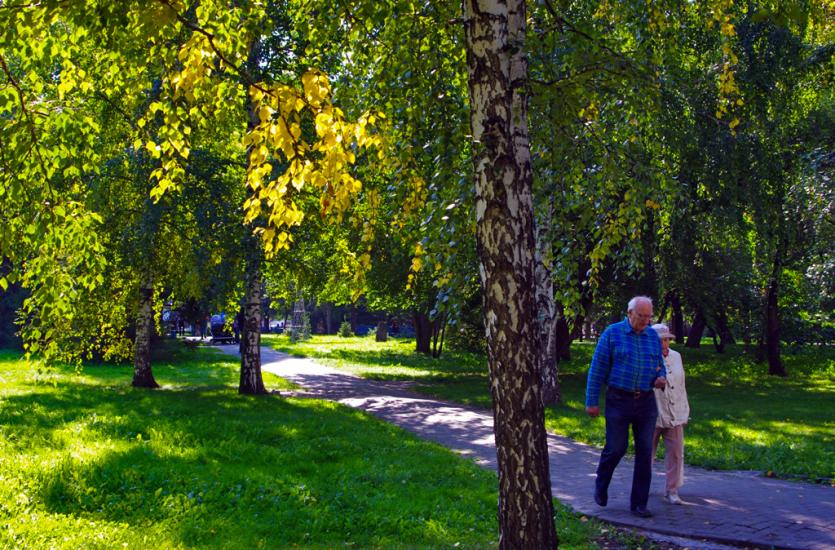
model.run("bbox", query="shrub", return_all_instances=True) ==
[338,320,353,337]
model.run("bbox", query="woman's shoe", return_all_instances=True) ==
[664,492,683,505]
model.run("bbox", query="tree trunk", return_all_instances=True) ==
[431,313,447,357]
[463,1,558,547]
[414,311,432,354]
[238,40,268,395]
[324,302,333,334]
[132,278,159,388]
[534,218,559,405]
[765,270,786,376]
[376,321,388,342]
[670,292,685,345]
[639,209,659,297]
[555,315,571,362]
[711,325,724,353]
[239,260,267,394]
[570,265,593,342]
[686,311,706,348]
[715,308,735,351]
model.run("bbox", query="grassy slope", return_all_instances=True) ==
[264,334,835,483]
[0,343,659,549]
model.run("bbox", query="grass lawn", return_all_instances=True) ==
[263,334,835,484]
[0,342,662,549]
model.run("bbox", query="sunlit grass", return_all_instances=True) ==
[0,341,669,549]
[0,344,504,549]
[265,335,835,483]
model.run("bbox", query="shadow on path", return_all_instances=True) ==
[217,346,835,550]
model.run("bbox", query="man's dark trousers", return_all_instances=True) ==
[595,387,658,510]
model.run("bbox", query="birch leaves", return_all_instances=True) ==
[242,70,383,256]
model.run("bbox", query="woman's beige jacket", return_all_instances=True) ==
[654,348,690,428]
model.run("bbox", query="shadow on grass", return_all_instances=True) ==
[1,363,499,548]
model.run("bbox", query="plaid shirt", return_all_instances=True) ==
[585,318,666,407]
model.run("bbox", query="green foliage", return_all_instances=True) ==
[338,320,353,337]
[289,312,311,343]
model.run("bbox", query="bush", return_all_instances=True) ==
[290,312,312,342]
[338,320,353,337]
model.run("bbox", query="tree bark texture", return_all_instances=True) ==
[238,47,268,395]
[463,1,558,547]
[239,260,267,394]
[132,278,159,388]
[534,218,560,405]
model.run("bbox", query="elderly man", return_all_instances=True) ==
[586,296,667,518]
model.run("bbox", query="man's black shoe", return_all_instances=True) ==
[594,487,607,507]
[630,506,653,518]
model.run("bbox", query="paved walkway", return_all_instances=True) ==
[218,345,835,550]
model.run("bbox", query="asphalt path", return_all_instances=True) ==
[216,345,835,550]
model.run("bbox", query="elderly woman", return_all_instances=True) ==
[651,323,690,504]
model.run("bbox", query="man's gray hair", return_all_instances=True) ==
[627,296,653,312]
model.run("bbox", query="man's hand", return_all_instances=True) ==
[654,376,667,389]
[586,406,600,417]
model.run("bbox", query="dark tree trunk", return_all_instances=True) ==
[765,274,786,376]
[324,302,333,334]
[639,210,659,297]
[711,326,724,353]
[349,305,359,334]
[376,321,388,342]
[715,308,735,351]
[657,294,669,324]
[414,311,432,354]
[555,315,571,362]
[132,278,159,388]
[670,292,685,345]
[463,1,558,546]
[686,311,706,348]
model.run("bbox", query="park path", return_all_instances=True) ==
[216,345,834,550]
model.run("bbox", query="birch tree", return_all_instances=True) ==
[462,0,557,546]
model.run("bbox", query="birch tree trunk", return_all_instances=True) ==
[534,218,560,405]
[132,276,159,388]
[238,49,268,395]
[462,0,557,546]
[239,258,267,394]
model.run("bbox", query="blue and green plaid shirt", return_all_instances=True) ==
[585,318,666,407]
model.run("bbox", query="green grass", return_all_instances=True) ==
[263,334,835,484]
[0,342,665,549]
